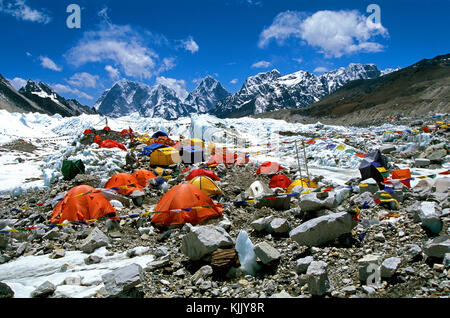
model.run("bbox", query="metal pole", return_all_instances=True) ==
[294,140,303,181]
[302,140,311,186]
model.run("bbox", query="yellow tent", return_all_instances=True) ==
[150,147,181,166]
[287,178,318,193]
[188,176,222,197]
[184,138,205,148]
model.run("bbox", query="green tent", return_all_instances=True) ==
[61,160,85,181]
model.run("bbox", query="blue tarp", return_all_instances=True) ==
[139,143,168,156]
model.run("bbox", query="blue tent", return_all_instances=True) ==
[180,146,204,164]
[139,143,168,156]
[152,131,169,138]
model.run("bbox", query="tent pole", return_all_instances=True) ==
[295,140,303,181]
[302,140,311,186]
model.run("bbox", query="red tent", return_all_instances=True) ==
[83,129,94,135]
[186,169,221,181]
[51,185,115,223]
[98,139,127,151]
[120,129,131,136]
[269,174,292,189]
[151,184,223,226]
[256,161,284,175]
[103,126,111,131]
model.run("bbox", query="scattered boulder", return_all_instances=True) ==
[298,192,337,212]
[295,256,314,274]
[306,261,331,296]
[251,216,274,232]
[380,257,401,278]
[358,254,383,282]
[268,218,291,234]
[289,212,357,247]
[31,281,56,298]
[102,263,144,297]
[80,227,110,254]
[181,225,234,261]
[414,158,430,168]
[423,236,450,258]
[253,242,281,265]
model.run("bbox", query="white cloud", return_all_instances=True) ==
[67,72,99,88]
[157,57,176,74]
[39,56,62,71]
[259,10,389,58]
[105,65,120,80]
[65,23,159,79]
[230,78,239,84]
[7,77,27,90]
[0,0,51,24]
[292,57,303,64]
[251,60,271,68]
[156,76,189,100]
[313,66,329,73]
[26,52,32,57]
[52,84,93,100]
[180,36,199,54]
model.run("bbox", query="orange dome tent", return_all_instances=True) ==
[51,185,116,224]
[104,173,143,195]
[256,161,284,175]
[132,169,157,188]
[83,129,94,135]
[151,183,223,226]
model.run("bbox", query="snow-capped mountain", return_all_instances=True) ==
[95,77,230,119]
[184,76,230,113]
[0,76,95,117]
[210,63,396,118]
[18,80,96,117]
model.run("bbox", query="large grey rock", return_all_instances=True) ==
[289,212,357,247]
[414,158,430,168]
[427,149,447,162]
[181,225,234,261]
[358,254,383,281]
[31,281,56,298]
[295,256,314,274]
[251,216,274,232]
[380,257,401,278]
[253,242,281,264]
[102,263,144,297]
[306,261,331,296]
[268,218,291,233]
[80,227,110,254]
[299,192,337,212]
[380,145,396,154]
[145,254,170,271]
[423,236,450,258]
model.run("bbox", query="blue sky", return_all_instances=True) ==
[0,0,449,106]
